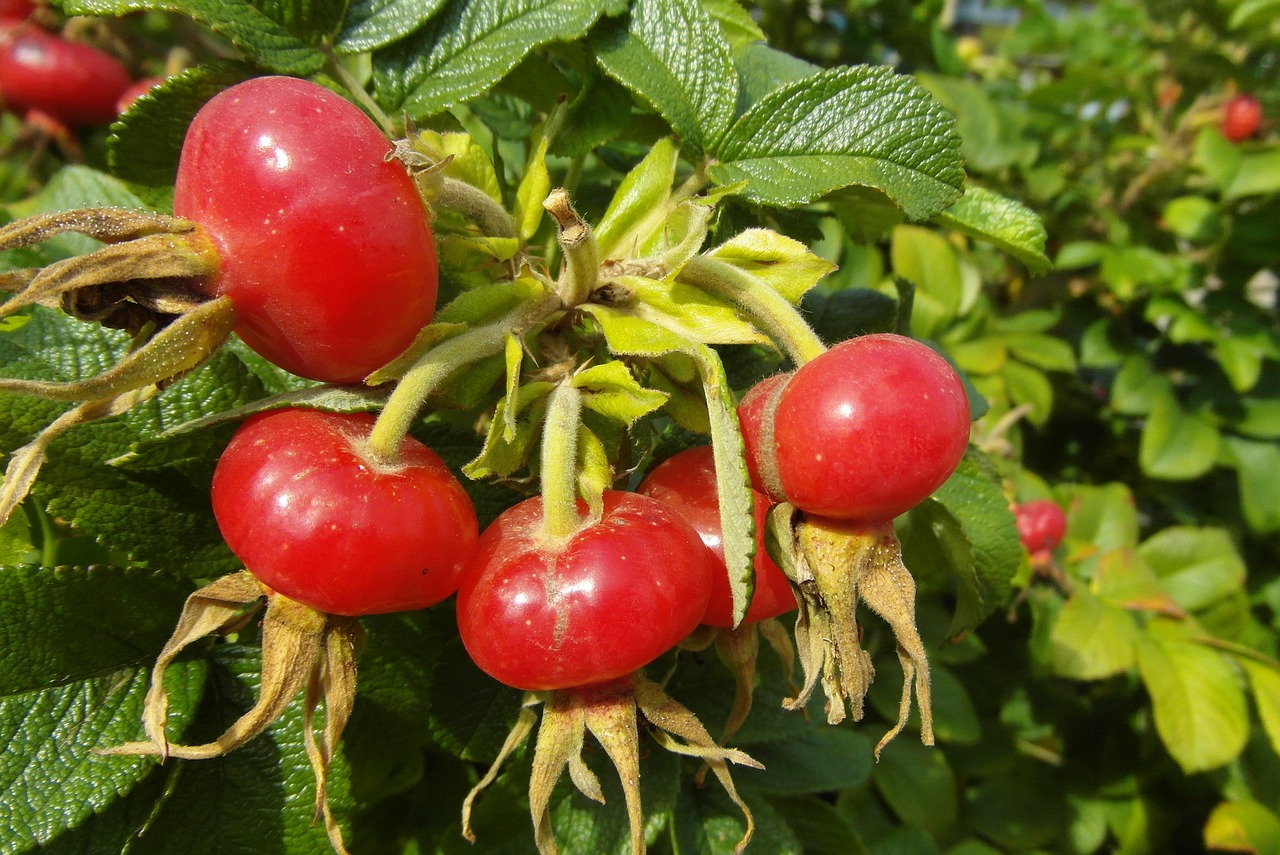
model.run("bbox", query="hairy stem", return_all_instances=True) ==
[679,254,826,365]
[537,380,586,545]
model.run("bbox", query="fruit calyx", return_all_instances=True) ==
[99,571,360,855]
[463,674,762,855]
[768,506,934,758]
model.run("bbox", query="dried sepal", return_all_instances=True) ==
[633,675,761,854]
[464,675,762,855]
[100,575,360,854]
[0,295,236,403]
[791,516,934,757]
[856,529,934,757]
[0,387,153,526]
[0,207,196,249]
[461,696,541,842]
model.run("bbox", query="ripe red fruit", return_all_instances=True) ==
[175,75,438,383]
[1014,498,1067,558]
[740,333,971,522]
[0,28,130,127]
[456,491,714,691]
[211,408,478,616]
[1222,94,1262,142]
[638,445,794,626]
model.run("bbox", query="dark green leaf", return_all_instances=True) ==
[872,737,957,838]
[928,453,1022,634]
[593,0,738,156]
[739,728,872,794]
[372,0,610,119]
[64,0,342,74]
[0,565,192,696]
[425,634,523,762]
[709,66,964,217]
[0,660,205,854]
[337,0,450,53]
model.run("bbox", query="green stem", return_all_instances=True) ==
[671,160,712,205]
[679,255,826,365]
[543,189,598,307]
[537,381,585,546]
[326,52,397,137]
[437,178,518,239]
[367,295,561,464]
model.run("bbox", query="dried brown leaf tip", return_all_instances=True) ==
[464,674,763,855]
[99,571,361,855]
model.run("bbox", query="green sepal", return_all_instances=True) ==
[595,137,680,260]
[572,360,669,426]
[704,228,838,304]
[463,381,554,479]
[514,134,552,243]
[614,274,770,347]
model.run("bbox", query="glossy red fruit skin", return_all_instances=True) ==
[0,28,130,126]
[211,409,478,616]
[175,76,438,384]
[742,334,971,522]
[638,445,794,626]
[456,491,715,691]
[0,0,35,25]
[1222,94,1262,142]
[1014,499,1067,556]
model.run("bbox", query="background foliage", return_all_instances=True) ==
[0,0,1278,853]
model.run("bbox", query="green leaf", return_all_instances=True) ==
[1225,149,1280,200]
[732,42,819,115]
[1003,358,1054,425]
[740,728,872,794]
[1049,586,1139,680]
[594,137,679,261]
[964,762,1068,850]
[1139,397,1221,481]
[1000,331,1076,373]
[1111,355,1172,417]
[513,135,551,243]
[593,0,738,156]
[704,0,764,46]
[873,737,957,838]
[337,0,450,53]
[1240,659,1280,760]
[0,661,205,854]
[920,454,1021,635]
[573,361,669,425]
[1138,527,1246,612]
[373,0,610,119]
[64,0,342,75]
[620,275,769,347]
[891,225,963,339]
[710,65,964,217]
[1061,482,1139,551]
[1204,800,1280,855]
[769,796,862,855]
[0,565,193,696]
[109,61,257,190]
[426,635,524,763]
[800,287,899,343]
[915,73,1038,174]
[1162,196,1223,243]
[1222,437,1280,533]
[934,185,1051,273]
[1136,620,1249,773]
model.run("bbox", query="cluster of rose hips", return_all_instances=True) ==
[0,74,975,855]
